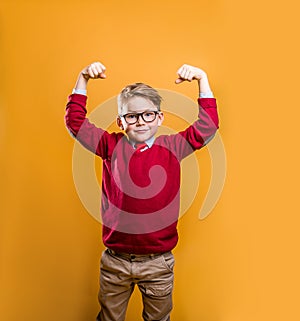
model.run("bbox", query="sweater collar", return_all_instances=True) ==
[130,136,155,149]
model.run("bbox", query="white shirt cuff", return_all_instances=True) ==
[72,88,87,95]
[199,91,214,98]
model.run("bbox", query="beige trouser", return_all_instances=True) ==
[96,249,175,321]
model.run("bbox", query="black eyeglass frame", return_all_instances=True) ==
[119,111,160,125]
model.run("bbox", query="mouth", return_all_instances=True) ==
[134,129,149,133]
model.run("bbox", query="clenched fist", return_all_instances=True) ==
[81,62,107,80]
[175,64,207,84]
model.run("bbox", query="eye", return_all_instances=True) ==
[126,114,137,119]
[144,112,155,117]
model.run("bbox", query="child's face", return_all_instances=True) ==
[117,96,164,143]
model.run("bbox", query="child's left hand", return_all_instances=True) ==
[175,64,207,84]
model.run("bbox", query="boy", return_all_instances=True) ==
[65,62,219,321]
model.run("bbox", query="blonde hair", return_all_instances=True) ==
[117,83,162,114]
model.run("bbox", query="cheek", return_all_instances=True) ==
[153,119,161,128]
[124,124,134,133]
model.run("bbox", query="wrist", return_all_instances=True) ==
[198,75,212,94]
[81,72,90,81]
[197,72,208,81]
[74,73,89,91]
[79,72,90,82]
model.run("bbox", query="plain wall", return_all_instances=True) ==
[1,0,300,320]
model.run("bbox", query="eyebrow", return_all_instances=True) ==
[126,109,158,113]
[122,108,159,114]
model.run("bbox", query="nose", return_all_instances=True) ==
[136,114,146,125]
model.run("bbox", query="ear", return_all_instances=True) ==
[117,117,124,130]
[157,112,164,126]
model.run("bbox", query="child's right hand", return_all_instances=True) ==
[81,62,106,80]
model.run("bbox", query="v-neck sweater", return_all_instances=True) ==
[65,94,219,254]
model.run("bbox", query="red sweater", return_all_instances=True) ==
[65,94,219,254]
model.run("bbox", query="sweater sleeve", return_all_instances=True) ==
[65,94,120,159]
[161,98,219,161]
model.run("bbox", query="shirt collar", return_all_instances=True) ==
[130,136,155,148]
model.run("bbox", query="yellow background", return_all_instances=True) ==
[1,0,300,320]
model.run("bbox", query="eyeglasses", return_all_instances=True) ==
[120,111,159,125]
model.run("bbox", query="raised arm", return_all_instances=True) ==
[65,62,120,159]
[175,64,213,97]
[162,64,218,160]
[74,62,107,93]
